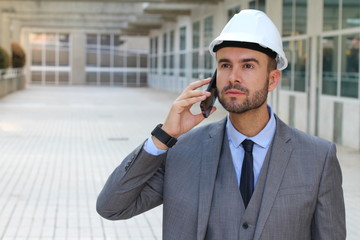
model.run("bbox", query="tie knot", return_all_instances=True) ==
[242,139,254,153]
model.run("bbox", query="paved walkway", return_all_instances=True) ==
[0,86,358,240]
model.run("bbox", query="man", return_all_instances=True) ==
[97,9,346,240]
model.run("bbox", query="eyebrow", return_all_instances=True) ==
[217,57,260,65]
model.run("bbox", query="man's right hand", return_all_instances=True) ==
[152,78,217,150]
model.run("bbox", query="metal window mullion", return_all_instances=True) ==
[68,33,72,85]
[124,43,127,87]
[97,34,100,85]
[42,33,46,85]
[55,33,59,85]
[291,40,296,90]
[337,34,342,97]
[136,52,141,87]
[292,0,296,35]
[337,0,343,97]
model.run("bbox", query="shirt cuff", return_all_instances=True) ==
[144,136,168,156]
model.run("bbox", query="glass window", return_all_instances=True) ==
[169,55,174,76]
[59,47,69,66]
[282,0,308,36]
[114,35,124,47]
[45,46,56,66]
[163,33,167,74]
[341,34,359,98]
[100,34,111,67]
[114,72,124,85]
[295,0,307,35]
[114,50,125,67]
[58,34,69,66]
[192,21,200,78]
[192,21,200,49]
[127,72,137,86]
[140,54,147,68]
[100,34,111,46]
[150,38,154,54]
[59,34,69,44]
[170,30,175,52]
[46,33,56,44]
[127,53,137,68]
[180,26,186,51]
[100,72,111,84]
[179,26,187,77]
[204,16,213,47]
[31,71,42,83]
[31,46,42,66]
[59,72,69,84]
[154,37,158,54]
[294,39,307,91]
[86,34,97,66]
[342,0,360,29]
[100,48,111,67]
[281,39,307,91]
[204,16,213,77]
[204,51,213,78]
[86,72,97,84]
[282,41,292,90]
[29,33,46,44]
[169,31,174,76]
[163,33,168,54]
[87,34,97,45]
[192,52,199,78]
[45,71,55,83]
[249,0,265,12]
[228,5,241,20]
[179,54,186,77]
[322,36,339,96]
[323,0,339,31]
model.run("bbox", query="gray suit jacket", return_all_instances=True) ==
[97,116,346,240]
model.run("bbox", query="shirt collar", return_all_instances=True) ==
[226,105,277,149]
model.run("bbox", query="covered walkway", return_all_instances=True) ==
[0,86,359,239]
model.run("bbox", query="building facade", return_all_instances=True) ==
[147,0,360,150]
[0,0,359,150]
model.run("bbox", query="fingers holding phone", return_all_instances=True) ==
[161,77,215,139]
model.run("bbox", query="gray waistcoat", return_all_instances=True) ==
[206,132,271,240]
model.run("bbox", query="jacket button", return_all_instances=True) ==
[242,223,249,229]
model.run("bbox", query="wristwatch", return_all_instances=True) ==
[151,124,178,148]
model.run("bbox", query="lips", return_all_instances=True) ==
[225,89,246,97]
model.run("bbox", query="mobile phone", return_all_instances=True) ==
[200,70,218,118]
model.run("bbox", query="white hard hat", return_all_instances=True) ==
[209,9,288,70]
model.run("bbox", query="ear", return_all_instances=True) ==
[268,69,281,92]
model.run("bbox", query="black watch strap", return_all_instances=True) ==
[151,124,177,148]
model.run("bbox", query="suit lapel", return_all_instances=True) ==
[197,119,226,239]
[253,117,294,240]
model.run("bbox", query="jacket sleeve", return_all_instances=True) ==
[96,142,166,220]
[311,143,346,239]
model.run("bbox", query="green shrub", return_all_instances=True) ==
[11,42,26,68]
[0,46,11,72]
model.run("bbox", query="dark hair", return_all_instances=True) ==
[267,57,277,73]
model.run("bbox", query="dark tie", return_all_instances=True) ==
[240,139,254,208]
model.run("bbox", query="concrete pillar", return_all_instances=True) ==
[266,0,283,114]
[71,32,86,85]
[307,0,323,136]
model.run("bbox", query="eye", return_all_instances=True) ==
[243,63,254,69]
[220,63,231,69]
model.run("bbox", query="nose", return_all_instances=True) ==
[228,67,242,84]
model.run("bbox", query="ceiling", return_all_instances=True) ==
[1,0,223,36]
